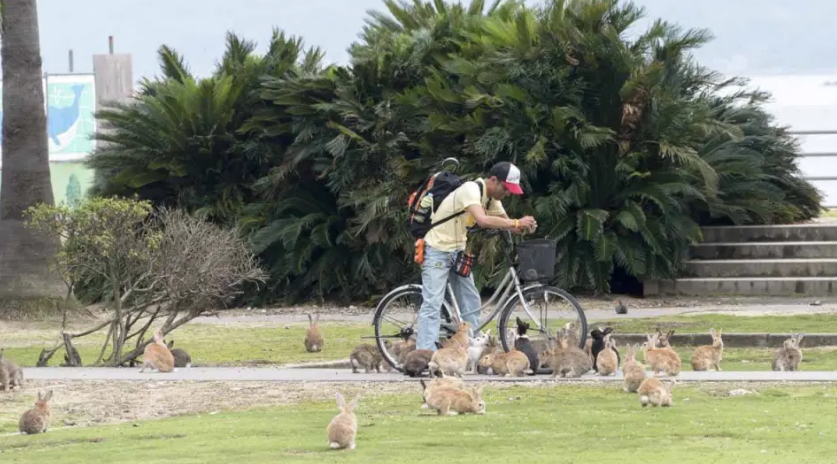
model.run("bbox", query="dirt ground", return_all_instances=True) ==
[0,378,827,435]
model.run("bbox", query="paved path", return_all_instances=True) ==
[192,303,837,325]
[21,367,837,383]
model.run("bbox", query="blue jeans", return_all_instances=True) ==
[416,245,482,351]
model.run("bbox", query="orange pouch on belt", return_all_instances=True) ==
[414,239,426,265]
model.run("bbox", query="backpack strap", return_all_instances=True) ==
[426,180,488,232]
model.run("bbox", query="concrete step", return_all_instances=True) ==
[655,277,837,296]
[701,224,837,243]
[691,241,837,259]
[683,258,837,278]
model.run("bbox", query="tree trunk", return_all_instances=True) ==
[0,0,67,319]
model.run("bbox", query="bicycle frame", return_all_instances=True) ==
[441,263,546,336]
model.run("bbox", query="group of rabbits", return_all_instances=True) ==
[1,349,54,434]
[1,327,193,437]
[0,348,52,435]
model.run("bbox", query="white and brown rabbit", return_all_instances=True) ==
[428,343,468,378]
[467,330,491,374]
[0,348,24,391]
[772,333,804,371]
[542,328,592,378]
[478,347,530,377]
[637,378,675,407]
[425,385,486,416]
[641,333,681,376]
[595,334,619,376]
[19,390,53,435]
[691,328,724,371]
[165,339,192,368]
[350,341,390,373]
[305,313,324,353]
[326,392,359,450]
[622,343,646,393]
[141,329,175,373]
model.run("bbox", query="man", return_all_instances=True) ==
[416,161,537,351]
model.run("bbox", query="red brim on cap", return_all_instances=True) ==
[504,181,524,195]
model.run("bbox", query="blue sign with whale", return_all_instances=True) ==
[0,74,96,160]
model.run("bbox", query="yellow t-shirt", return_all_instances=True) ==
[424,178,507,252]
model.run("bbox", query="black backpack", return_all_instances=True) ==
[406,171,484,239]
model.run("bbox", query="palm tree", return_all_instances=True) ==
[0,0,67,317]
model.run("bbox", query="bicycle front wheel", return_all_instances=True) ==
[498,285,588,367]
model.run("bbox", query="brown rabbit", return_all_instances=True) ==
[637,378,675,407]
[691,328,724,371]
[641,333,681,376]
[0,348,24,391]
[442,321,471,349]
[326,392,359,450]
[562,321,581,348]
[428,344,468,378]
[478,348,530,377]
[596,334,619,376]
[622,343,646,393]
[19,390,53,434]
[772,333,804,371]
[349,342,390,373]
[542,330,592,378]
[305,313,324,353]
[654,328,676,348]
[476,335,499,374]
[404,349,434,377]
[425,385,486,416]
[140,329,175,373]
[392,337,417,365]
[419,377,465,408]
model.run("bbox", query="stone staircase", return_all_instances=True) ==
[645,223,837,296]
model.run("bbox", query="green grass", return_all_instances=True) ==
[0,322,373,368]
[2,384,837,463]
[587,314,837,334]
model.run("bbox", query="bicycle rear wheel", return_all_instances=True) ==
[497,285,588,374]
[372,285,455,372]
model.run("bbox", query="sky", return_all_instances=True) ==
[29,0,837,81]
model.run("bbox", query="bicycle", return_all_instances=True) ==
[371,162,588,373]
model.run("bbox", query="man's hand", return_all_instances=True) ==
[518,216,537,233]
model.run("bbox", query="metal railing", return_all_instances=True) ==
[789,129,837,208]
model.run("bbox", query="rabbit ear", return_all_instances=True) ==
[37,391,42,401]
[349,395,360,410]
[603,327,613,335]
[667,329,676,338]
[796,333,805,344]
[308,314,313,325]
[335,392,345,408]
[167,340,174,349]
[44,390,53,402]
